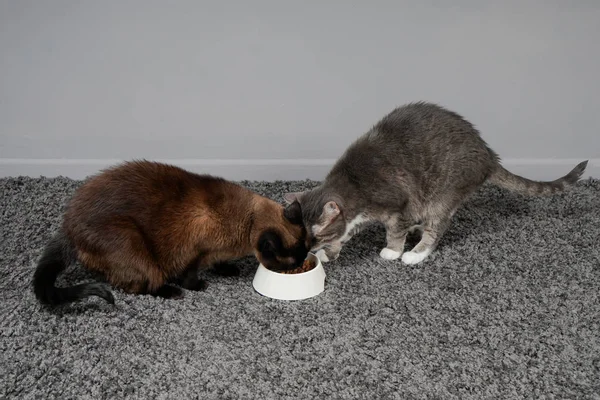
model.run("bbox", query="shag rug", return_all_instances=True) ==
[1,176,599,399]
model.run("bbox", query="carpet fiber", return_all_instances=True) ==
[1,176,599,399]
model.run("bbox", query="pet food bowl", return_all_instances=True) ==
[252,252,326,301]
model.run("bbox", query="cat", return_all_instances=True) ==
[33,160,308,306]
[284,102,588,265]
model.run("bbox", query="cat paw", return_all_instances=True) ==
[212,263,240,277]
[315,249,330,263]
[379,248,401,260]
[401,250,430,265]
[154,285,184,299]
[185,280,208,291]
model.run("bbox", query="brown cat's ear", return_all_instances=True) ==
[283,201,303,225]
[283,192,304,205]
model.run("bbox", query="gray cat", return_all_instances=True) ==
[284,102,588,265]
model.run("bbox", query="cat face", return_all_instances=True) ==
[255,201,309,271]
[283,191,347,254]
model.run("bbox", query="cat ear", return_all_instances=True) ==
[323,201,340,219]
[283,192,304,205]
[312,201,341,235]
[283,201,303,225]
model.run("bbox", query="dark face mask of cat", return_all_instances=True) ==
[256,229,308,271]
[284,194,348,262]
[255,201,309,271]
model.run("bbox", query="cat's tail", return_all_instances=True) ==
[33,230,115,306]
[487,160,588,196]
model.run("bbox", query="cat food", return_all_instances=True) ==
[279,259,317,274]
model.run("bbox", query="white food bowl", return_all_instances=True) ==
[252,252,326,301]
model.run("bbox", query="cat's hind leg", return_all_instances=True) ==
[81,223,183,299]
[84,251,183,299]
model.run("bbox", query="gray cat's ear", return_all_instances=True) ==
[283,192,304,204]
[323,201,340,219]
[312,201,341,234]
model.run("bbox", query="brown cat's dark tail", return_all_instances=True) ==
[487,160,588,196]
[33,231,115,305]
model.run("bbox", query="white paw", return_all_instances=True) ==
[315,249,330,263]
[401,250,430,265]
[379,248,401,260]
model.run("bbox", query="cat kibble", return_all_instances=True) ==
[278,259,317,275]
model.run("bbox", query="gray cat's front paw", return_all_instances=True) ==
[315,249,330,263]
[315,249,339,263]
[401,249,431,265]
[380,248,401,260]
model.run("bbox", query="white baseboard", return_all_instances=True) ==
[0,158,597,181]
[0,158,336,181]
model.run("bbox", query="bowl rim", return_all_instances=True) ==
[259,252,322,276]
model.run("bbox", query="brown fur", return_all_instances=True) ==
[33,160,308,305]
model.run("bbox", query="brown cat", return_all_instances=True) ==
[33,160,308,305]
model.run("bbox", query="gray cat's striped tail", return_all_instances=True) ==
[488,160,588,196]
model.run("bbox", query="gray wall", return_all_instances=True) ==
[1,1,598,180]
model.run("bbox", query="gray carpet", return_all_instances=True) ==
[1,176,599,400]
